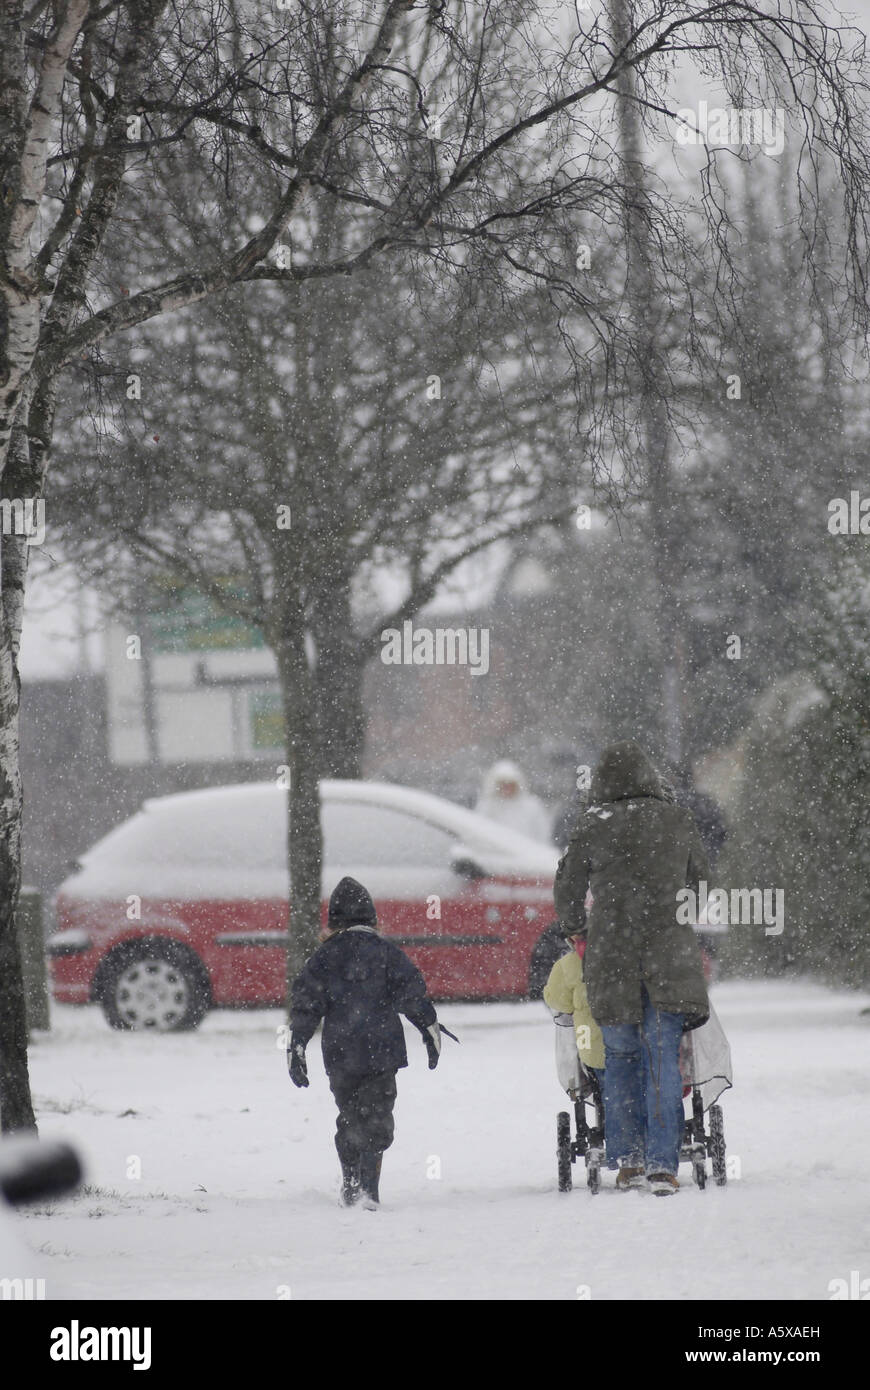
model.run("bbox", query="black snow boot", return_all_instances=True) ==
[359,1152,382,1209]
[340,1159,360,1207]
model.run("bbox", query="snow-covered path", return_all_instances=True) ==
[12,980,870,1301]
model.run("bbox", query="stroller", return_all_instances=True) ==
[553,1003,732,1193]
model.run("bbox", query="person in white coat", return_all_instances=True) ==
[474,759,552,843]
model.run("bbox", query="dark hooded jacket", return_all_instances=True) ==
[553,742,710,1030]
[290,879,436,1077]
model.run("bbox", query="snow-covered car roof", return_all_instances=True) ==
[132,778,558,866]
[58,779,559,902]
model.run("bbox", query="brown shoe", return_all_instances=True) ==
[616,1166,645,1190]
[647,1172,679,1195]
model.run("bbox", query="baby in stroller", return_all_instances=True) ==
[543,921,604,1088]
[543,920,610,1191]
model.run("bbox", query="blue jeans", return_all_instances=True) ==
[600,987,685,1175]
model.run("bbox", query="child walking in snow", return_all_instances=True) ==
[287,876,444,1208]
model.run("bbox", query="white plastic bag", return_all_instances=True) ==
[552,1010,583,1094]
[679,999,733,1109]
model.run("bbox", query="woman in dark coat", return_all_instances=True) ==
[554,741,710,1194]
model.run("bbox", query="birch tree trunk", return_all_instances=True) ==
[0,653,31,1131]
[0,0,89,472]
[0,0,87,1131]
[0,419,38,1132]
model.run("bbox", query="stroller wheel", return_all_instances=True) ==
[692,1151,707,1189]
[557,1112,572,1192]
[709,1104,727,1186]
[586,1153,601,1194]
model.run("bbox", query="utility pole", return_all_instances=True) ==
[610,0,685,766]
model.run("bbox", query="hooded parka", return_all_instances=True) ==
[290,878,436,1078]
[553,742,710,1030]
[474,759,552,843]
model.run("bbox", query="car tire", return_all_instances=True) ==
[97,940,211,1033]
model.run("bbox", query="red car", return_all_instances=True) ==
[48,780,560,1031]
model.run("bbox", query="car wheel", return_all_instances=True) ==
[99,941,210,1033]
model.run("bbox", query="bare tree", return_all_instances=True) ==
[3,0,870,1122]
[52,202,587,987]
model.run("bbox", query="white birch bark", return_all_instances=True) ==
[0,0,89,473]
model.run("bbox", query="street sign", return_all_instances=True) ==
[104,577,282,763]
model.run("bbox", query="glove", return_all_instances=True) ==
[423,1022,441,1070]
[287,1037,309,1088]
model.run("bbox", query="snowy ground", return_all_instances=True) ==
[9,979,870,1301]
